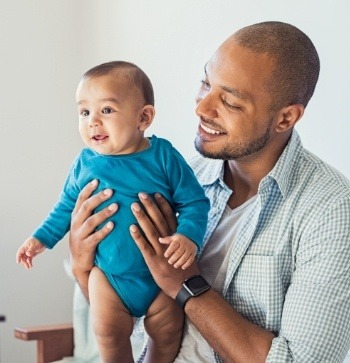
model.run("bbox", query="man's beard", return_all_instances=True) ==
[195,118,273,161]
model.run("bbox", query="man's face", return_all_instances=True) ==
[194,39,278,161]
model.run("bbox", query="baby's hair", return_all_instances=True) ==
[83,61,154,106]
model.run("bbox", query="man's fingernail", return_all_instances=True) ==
[108,203,117,211]
[106,221,114,230]
[103,188,113,196]
[154,193,162,199]
[130,225,137,233]
[132,203,141,212]
[90,179,98,186]
[139,192,147,200]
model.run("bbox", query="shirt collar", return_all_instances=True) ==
[266,128,303,199]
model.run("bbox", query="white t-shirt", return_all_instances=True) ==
[174,196,257,362]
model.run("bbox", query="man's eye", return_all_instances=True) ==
[81,109,89,116]
[201,80,210,89]
[223,100,241,111]
[102,107,113,114]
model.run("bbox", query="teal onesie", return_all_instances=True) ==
[33,135,210,316]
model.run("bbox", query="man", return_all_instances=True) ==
[69,21,350,362]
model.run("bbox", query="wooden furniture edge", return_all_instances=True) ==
[14,323,74,363]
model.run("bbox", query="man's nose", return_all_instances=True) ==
[195,92,218,120]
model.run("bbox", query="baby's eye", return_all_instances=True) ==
[80,109,89,117]
[102,107,113,114]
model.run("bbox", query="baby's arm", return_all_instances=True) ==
[159,234,198,270]
[16,237,46,270]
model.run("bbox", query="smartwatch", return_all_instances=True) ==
[175,275,211,309]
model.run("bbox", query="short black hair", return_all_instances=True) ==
[83,61,154,106]
[234,21,320,109]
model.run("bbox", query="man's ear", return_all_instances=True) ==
[139,105,155,131]
[276,104,304,132]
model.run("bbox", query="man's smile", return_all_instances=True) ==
[200,122,225,135]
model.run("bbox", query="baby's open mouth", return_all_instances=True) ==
[92,135,108,141]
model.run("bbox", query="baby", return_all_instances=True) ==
[16,61,210,362]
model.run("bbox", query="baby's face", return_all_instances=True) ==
[76,74,146,155]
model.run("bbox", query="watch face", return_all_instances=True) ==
[186,275,209,291]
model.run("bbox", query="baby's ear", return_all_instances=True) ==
[139,105,155,131]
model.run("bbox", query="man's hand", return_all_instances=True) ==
[69,179,117,276]
[130,192,200,299]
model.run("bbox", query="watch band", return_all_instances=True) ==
[175,285,193,309]
[175,275,211,309]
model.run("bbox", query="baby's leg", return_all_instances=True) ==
[89,266,134,363]
[143,291,184,363]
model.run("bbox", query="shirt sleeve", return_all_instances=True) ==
[32,160,80,249]
[165,146,210,250]
[266,196,350,363]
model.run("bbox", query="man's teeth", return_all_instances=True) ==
[201,123,222,135]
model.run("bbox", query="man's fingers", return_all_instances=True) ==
[84,221,114,250]
[81,203,118,238]
[154,193,177,233]
[72,179,99,217]
[131,202,165,254]
[129,224,153,255]
[79,189,114,218]
[138,193,174,237]
[73,182,113,226]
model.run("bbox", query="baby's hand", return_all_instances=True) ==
[16,237,46,269]
[159,234,198,270]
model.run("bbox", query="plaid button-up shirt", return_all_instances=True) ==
[191,129,350,362]
[137,129,350,362]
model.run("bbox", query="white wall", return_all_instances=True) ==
[1,1,349,362]
[78,0,350,177]
[0,1,82,362]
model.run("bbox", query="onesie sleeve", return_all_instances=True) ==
[166,146,210,251]
[32,157,81,249]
